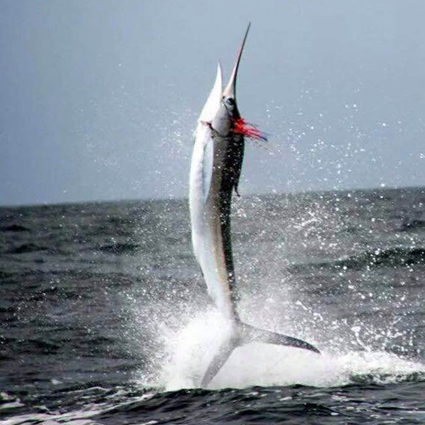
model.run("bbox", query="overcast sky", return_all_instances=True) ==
[1,0,424,206]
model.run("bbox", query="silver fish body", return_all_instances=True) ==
[189,24,320,387]
[189,63,244,323]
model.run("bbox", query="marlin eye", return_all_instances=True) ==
[225,98,235,106]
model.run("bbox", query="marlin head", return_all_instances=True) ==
[211,23,267,142]
[221,22,251,116]
[209,23,250,137]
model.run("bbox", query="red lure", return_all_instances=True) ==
[233,118,268,142]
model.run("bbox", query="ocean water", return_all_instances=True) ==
[1,187,425,424]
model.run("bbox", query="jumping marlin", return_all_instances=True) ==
[189,23,320,388]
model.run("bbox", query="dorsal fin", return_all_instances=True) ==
[199,63,222,123]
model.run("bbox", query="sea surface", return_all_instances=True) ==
[1,187,425,424]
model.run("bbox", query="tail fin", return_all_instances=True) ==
[201,334,240,388]
[241,323,320,354]
[200,321,319,387]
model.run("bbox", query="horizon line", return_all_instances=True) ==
[1,184,424,210]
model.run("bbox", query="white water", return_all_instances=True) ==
[158,310,425,391]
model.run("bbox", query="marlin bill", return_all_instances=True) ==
[189,23,320,388]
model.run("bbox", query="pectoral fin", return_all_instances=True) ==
[201,134,214,204]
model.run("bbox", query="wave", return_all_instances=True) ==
[0,224,30,232]
[6,243,50,255]
[96,242,141,255]
[399,219,425,232]
[291,247,425,271]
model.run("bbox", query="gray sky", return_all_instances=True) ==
[1,0,424,206]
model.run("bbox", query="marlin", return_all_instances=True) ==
[189,23,320,388]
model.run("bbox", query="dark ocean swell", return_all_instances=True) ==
[1,188,425,424]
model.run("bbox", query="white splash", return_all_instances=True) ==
[157,310,425,391]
